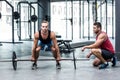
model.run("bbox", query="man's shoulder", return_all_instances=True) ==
[98,31,106,36]
[34,32,39,38]
[98,31,108,40]
[49,30,55,34]
[101,31,107,35]
[50,31,56,39]
[35,31,39,35]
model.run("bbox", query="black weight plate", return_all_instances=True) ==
[12,51,17,70]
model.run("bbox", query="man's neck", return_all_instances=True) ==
[41,30,48,35]
[96,30,102,36]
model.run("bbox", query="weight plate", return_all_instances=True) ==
[12,51,17,70]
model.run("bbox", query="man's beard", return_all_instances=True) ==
[95,30,99,34]
[93,31,99,36]
[42,29,48,34]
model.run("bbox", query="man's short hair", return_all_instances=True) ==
[93,22,102,29]
[41,20,49,24]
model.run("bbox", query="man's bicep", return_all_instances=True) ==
[34,38,38,45]
[51,32,58,45]
[52,36,57,44]
[33,33,39,46]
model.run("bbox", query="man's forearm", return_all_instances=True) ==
[56,46,60,56]
[32,46,36,54]
[85,44,97,49]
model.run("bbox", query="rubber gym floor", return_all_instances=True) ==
[0,40,120,80]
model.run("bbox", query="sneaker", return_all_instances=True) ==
[112,56,117,67]
[56,63,61,69]
[99,63,109,69]
[31,63,37,70]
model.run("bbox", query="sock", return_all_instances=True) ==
[104,62,108,64]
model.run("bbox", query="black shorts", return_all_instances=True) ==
[101,49,114,60]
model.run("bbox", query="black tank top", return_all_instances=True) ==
[39,30,51,44]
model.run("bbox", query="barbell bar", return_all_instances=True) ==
[0,51,90,70]
[16,20,31,23]
[15,58,90,61]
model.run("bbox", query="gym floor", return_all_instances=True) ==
[0,40,120,80]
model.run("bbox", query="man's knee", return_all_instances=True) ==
[92,58,101,67]
[91,49,101,55]
[93,62,100,67]
[91,49,98,53]
[51,47,56,52]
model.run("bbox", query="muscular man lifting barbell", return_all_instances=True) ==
[31,20,61,70]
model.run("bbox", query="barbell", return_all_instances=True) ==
[16,20,31,23]
[0,12,38,22]
[0,11,20,20]
[0,51,90,70]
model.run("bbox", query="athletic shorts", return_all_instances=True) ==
[37,40,53,51]
[101,49,114,60]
